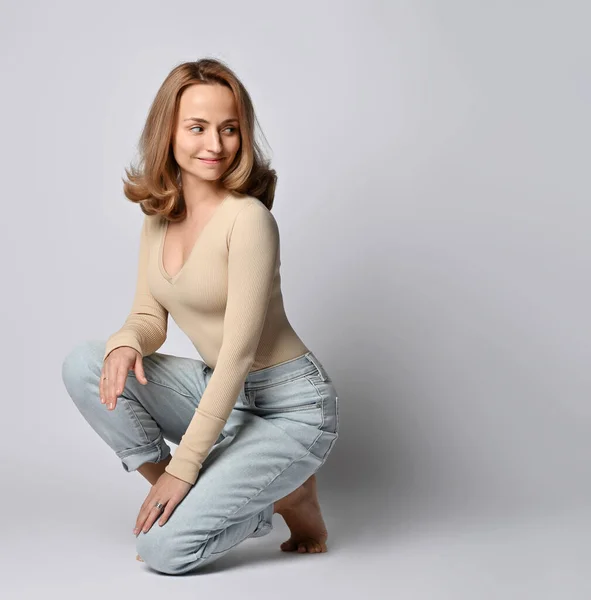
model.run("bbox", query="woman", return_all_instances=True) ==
[61,58,339,575]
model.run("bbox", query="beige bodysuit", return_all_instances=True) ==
[104,191,310,485]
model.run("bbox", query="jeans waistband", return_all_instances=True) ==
[245,351,329,388]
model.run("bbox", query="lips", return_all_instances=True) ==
[199,158,223,164]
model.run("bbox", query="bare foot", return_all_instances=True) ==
[274,474,329,553]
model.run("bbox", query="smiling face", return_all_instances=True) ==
[172,83,241,186]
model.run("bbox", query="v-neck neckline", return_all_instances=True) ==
[158,192,232,284]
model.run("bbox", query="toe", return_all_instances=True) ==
[281,539,297,552]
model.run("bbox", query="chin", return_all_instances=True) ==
[197,172,222,181]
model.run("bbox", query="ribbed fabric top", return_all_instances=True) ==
[103,191,310,484]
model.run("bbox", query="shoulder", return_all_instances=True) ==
[230,196,278,232]
[227,196,279,249]
[142,213,165,236]
[229,194,271,215]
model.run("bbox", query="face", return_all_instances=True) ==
[172,83,241,184]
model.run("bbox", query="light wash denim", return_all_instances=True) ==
[61,340,339,574]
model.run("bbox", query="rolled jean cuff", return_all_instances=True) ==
[249,504,274,538]
[116,434,171,472]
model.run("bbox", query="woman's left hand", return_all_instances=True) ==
[133,471,193,535]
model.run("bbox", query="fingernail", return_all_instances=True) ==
[108,404,113,409]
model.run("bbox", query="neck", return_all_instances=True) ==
[180,174,227,216]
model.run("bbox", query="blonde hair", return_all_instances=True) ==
[122,58,277,220]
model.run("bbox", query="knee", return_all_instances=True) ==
[136,529,209,575]
[61,339,105,393]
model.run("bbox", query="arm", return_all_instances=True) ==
[103,216,168,361]
[165,203,279,485]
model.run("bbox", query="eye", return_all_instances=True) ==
[189,125,237,134]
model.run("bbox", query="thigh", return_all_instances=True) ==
[246,368,339,453]
[138,408,330,549]
[123,345,208,446]
[63,339,216,446]
[139,359,339,548]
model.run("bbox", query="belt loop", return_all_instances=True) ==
[306,352,328,382]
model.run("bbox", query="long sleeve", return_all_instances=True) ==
[165,203,279,485]
[103,216,168,362]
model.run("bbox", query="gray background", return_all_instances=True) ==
[1,0,589,597]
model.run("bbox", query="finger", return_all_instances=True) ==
[158,499,177,527]
[102,369,111,404]
[141,505,163,534]
[105,371,115,410]
[135,357,148,385]
[107,366,125,411]
[134,492,157,535]
[103,364,115,408]
[105,365,114,409]
[107,367,119,410]
[112,368,127,410]
[134,505,149,535]
[134,512,145,535]
[99,370,105,404]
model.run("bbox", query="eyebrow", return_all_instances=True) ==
[183,117,239,124]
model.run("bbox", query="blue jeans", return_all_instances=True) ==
[61,340,339,574]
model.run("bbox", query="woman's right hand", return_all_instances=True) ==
[100,346,148,410]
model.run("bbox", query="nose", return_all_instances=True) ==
[205,129,223,154]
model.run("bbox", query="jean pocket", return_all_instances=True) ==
[305,377,339,435]
[251,375,322,415]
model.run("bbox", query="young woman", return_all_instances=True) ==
[61,58,339,575]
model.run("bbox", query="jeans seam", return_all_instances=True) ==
[304,353,328,382]
[246,369,318,391]
[305,376,326,430]
[126,370,195,399]
[208,512,270,556]
[116,435,165,458]
[118,395,152,446]
[194,431,323,563]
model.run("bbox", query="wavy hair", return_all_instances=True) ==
[122,58,277,220]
